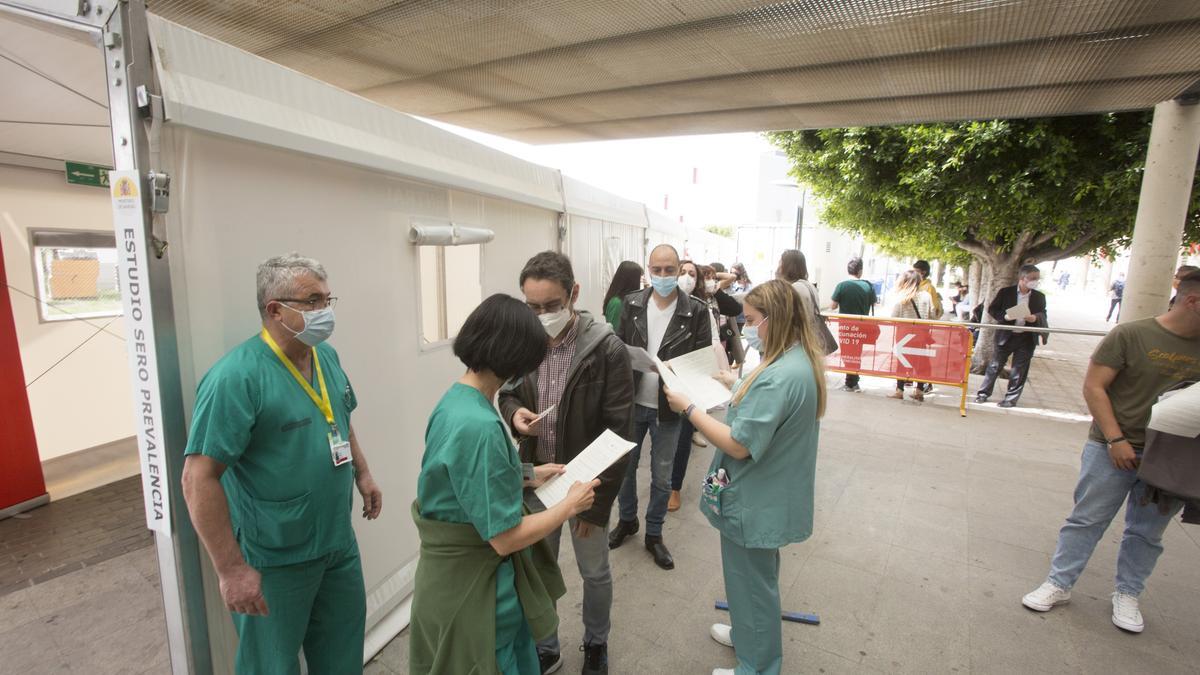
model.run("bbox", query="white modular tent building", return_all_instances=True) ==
[562,174,647,316]
[0,3,694,672]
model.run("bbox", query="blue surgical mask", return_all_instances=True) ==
[281,305,336,346]
[744,319,766,351]
[650,274,678,297]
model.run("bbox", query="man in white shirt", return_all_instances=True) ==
[610,245,712,570]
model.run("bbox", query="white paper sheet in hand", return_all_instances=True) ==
[535,429,635,509]
[657,346,732,411]
[1148,382,1200,438]
[1005,301,1031,322]
[625,346,657,373]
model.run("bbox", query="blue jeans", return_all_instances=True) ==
[1047,440,1182,596]
[617,405,681,538]
[671,416,694,491]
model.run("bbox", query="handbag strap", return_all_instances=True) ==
[910,299,922,319]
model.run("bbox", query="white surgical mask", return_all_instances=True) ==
[280,305,336,346]
[678,274,696,295]
[705,279,718,294]
[1025,280,1040,290]
[538,308,571,338]
[744,318,767,351]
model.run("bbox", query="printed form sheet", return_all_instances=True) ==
[1148,382,1200,438]
[656,346,732,411]
[535,429,635,508]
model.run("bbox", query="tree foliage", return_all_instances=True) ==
[767,114,1200,274]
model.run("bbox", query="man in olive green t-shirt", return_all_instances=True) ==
[1021,271,1200,635]
[830,257,877,392]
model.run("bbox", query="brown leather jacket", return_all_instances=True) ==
[498,312,634,527]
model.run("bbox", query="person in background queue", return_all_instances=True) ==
[776,249,829,347]
[975,265,1047,408]
[181,254,383,674]
[729,263,752,331]
[1170,265,1199,309]
[888,270,935,401]
[411,294,598,675]
[603,261,644,332]
[1022,270,1200,634]
[664,279,825,675]
[708,263,746,367]
[610,244,712,570]
[912,260,944,319]
[1107,273,1126,322]
[829,257,877,393]
[501,252,634,675]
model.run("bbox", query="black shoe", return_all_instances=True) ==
[645,535,674,570]
[975,395,988,404]
[580,642,608,675]
[608,519,638,550]
[538,650,563,675]
[999,400,1016,408]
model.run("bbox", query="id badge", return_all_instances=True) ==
[329,431,352,467]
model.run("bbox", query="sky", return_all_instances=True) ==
[423,119,780,225]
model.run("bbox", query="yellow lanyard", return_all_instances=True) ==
[260,329,336,432]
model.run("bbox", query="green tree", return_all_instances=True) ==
[768,114,1200,369]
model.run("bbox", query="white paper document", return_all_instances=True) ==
[535,429,635,509]
[625,346,657,373]
[1148,382,1200,438]
[656,346,732,411]
[1005,300,1031,322]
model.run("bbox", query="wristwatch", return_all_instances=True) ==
[684,403,697,419]
[522,463,536,481]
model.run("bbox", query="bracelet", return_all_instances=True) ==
[1106,436,1126,445]
[684,403,697,419]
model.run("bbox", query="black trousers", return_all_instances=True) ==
[1107,298,1121,321]
[977,335,1036,405]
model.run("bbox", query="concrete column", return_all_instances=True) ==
[1122,99,1200,322]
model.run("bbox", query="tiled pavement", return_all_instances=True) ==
[0,476,152,597]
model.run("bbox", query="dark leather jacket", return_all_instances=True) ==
[618,287,713,421]
[498,312,634,527]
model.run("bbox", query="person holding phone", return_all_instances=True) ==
[664,279,825,675]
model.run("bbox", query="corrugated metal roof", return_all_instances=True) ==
[148,0,1200,142]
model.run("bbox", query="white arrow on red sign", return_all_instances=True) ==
[893,333,937,368]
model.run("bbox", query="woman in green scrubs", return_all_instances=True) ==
[412,294,599,674]
[665,280,826,675]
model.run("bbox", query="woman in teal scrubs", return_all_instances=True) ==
[413,294,599,674]
[665,280,826,675]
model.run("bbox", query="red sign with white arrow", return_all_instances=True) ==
[825,316,973,386]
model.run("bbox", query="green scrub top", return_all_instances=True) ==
[702,346,820,549]
[418,383,524,541]
[418,383,538,673]
[185,335,358,568]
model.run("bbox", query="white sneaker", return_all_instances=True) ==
[710,623,733,648]
[1021,582,1071,612]
[1111,592,1145,633]
[693,432,708,447]
[712,670,735,675]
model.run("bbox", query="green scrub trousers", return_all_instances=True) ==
[721,535,782,675]
[232,542,366,674]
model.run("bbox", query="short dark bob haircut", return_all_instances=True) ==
[453,294,548,380]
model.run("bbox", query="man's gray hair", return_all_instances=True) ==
[256,254,327,319]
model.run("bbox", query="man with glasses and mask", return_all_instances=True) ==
[500,251,633,675]
[975,264,1048,408]
[182,253,383,674]
[609,244,711,571]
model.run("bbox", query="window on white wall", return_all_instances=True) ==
[417,244,482,345]
[29,230,122,323]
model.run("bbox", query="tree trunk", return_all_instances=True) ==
[935,260,946,286]
[970,254,1024,373]
[967,260,982,307]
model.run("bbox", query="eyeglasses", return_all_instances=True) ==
[275,296,338,310]
[526,299,566,314]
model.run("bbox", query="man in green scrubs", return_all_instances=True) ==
[182,254,383,674]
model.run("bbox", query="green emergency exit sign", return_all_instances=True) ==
[65,161,110,188]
